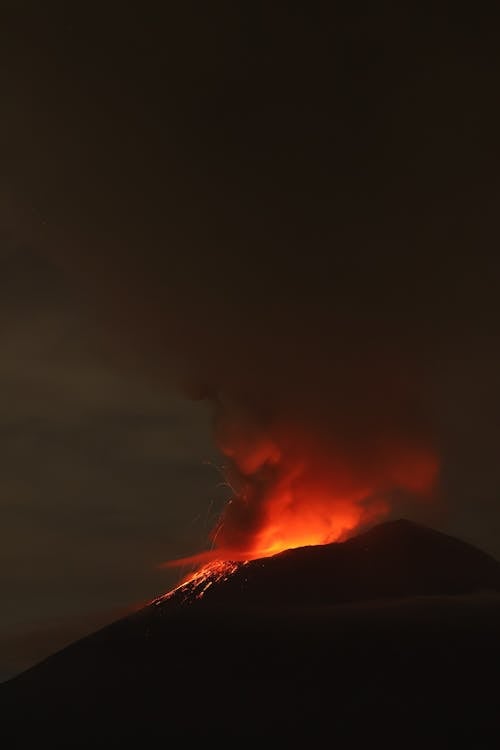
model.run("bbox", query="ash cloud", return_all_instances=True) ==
[3,6,500,552]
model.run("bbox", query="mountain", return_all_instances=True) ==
[3,519,500,746]
[158,518,500,607]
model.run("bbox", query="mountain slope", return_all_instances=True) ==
[157,518,500,608]
[3,519,500,745]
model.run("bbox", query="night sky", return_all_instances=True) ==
[2,4,500,679]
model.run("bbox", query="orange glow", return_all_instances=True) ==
[164,426,439,573]
[155,560,243,604]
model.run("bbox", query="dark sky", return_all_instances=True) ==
[2,4,500,678]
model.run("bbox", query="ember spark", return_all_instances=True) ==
[154,560,244,606]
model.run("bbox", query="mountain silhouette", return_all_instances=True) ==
[159,518,500,608]
[3,519,500,746]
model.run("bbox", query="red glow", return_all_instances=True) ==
[165,426,439,572]
[155,560,243,603]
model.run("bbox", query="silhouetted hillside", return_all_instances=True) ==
[3,520,500,746]
[159,518,500,608]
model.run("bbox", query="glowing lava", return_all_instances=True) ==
[154,560,244,605]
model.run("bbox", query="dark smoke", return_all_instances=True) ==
[2,6,500,551]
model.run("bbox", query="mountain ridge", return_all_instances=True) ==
[155,517,500,610]
[3,518,500,745]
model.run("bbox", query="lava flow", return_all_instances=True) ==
[154,560,244,605]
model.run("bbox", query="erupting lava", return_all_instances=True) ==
[164,421,439,577]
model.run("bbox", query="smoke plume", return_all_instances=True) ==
[3,6,500,558]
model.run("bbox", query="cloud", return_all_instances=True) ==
[0,249,221,635]
[2,7,500,562]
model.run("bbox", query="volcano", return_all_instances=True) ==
[3,519,500,745]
